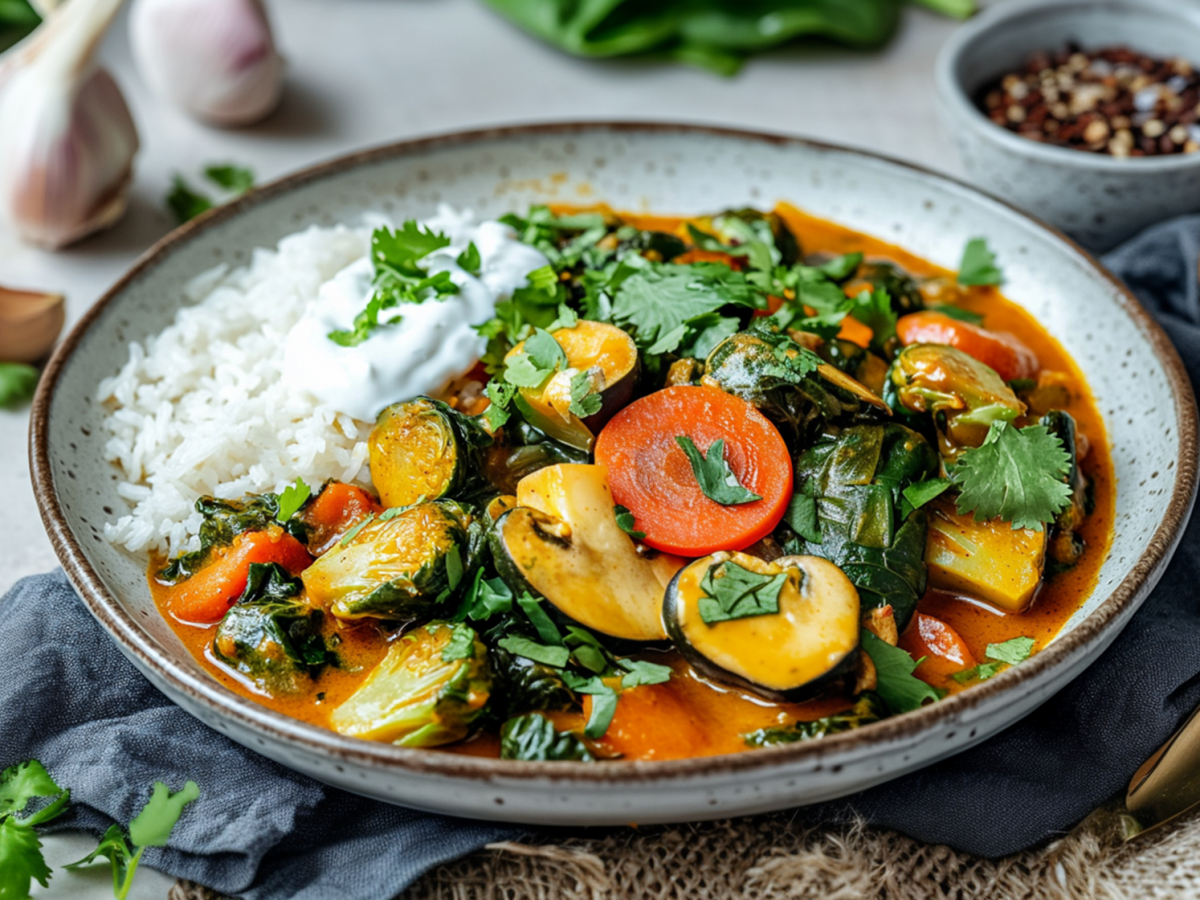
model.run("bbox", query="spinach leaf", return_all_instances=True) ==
[862,632,943,714]
[500,714,595,761]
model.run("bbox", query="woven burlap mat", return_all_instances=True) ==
[169,798,1200,899]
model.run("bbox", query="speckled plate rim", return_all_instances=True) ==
[29,121,1200,785]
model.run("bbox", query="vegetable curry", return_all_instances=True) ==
[150,201,1113,762]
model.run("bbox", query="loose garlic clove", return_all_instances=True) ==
[0,0,139,249]
[129,0,284,126]
[0,286,65,362]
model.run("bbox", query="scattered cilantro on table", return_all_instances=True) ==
[952,421,1072,531]
[166,163,256,225]
[676,436,762,506]
[0,362,38,409]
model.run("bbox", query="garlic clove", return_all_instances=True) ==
[130,0,284,127]
[0,0,139,249]
[0,285,65,363]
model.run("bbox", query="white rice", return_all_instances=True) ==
[100,225,375,557]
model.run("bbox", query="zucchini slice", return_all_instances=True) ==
[490,464,681,641]
[663,552,861,701]
[303,501,474,621]
[369,397,489,508]
[507,320,638,451]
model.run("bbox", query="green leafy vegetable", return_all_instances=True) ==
[847,287,898,353]
[203,163,255,194]
[0,0,38,53]
[0,758,71,900]
[697,560,786,625]
[497,636,570,668]
[0,362,38,409]
[617,658,672,690]
[504,328,568,389]
[613,504,645,540]
[951,421,1072,531]
[676,436,762,506]
[861,631,943,714]
[338,512,375,546]
[952,635,1036,683]
[931,304,985,325]
[547,303,578,333]
[611,263,758,352]
[159,493,306,583]
[958,238,1003,286]
[165,176,213,224]
[441,623,478,662]
[567,370,603,418]
[744,693,884,746]
[901,478,951,511]
[516,592,564,646]
[563,673,619,738]
[500,714,595,761]
[275,478,311,524]
[783,484,822,543]
[456,242,481,275]
[456,571,515,622]
[483,380,517,430]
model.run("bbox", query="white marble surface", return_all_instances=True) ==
[2,0,991,895]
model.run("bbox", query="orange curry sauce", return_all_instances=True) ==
[151,202,1115,760]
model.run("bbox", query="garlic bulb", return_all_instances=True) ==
[130,0,283,126]
[0,0,139,249]
[0,285,65,362]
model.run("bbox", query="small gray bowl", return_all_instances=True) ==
[936,0,1200,253]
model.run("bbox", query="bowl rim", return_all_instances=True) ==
[29,120,1200,785]
[935,0,1200,172]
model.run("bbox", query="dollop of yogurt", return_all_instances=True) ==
[282,206,549,422]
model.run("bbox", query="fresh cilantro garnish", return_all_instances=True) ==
[503,328,567,389]
[686,219,776,272]
[275,478,311,524]
[931,304,985,325]
[568,370,603,417]
[456,241,481,275]
[563,627,612,674]
[547,303,578,333]
[847,287,897,353]
[613,504,646,540]
[516,592,564,646]
[0,760,69,899]
[0,362,38,409]
[497,635,570,668]
[455,571,515,622]
[611,263,759,352]
[562,672,619,738]
[203,163,255,194]
[817,252,864,281]
[617,658,673,689]
[958,237,1003,286]
[483,380,517,430]
[901,478,951,511]
[951,635,1036,683]
[697,560,786,625]
[861,631,943,714]
[676,436,762,506]
[784,482,822,543]
[951,421,1072,531]
[441,624,477,661]
[338,512,375,546]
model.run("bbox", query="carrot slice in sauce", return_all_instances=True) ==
[166,529,311,625]
[585,682,708,761]
[594,385,792,556]
[899,612,977,685]
[300,482,382,556]
[896,311,1038,381]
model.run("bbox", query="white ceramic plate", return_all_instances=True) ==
[31,123,1198,825]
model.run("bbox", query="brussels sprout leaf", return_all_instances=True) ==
[697,561,786,625]
[676,436,762,506]
[500,714,595,761]
[0,362,38,409]
[958,238,1003,286]
[613,504,646,540]
[952,421,1072,531]
[861,632,943,714]
[275,478,311,524]
[568,370,603,417]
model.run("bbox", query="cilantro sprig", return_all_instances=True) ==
[958,237,1003,286]
[697,560,786,625]
[951,636,1036,684]
[165,163,255,224]
[951,421,1072,531]
[676,436,761,506]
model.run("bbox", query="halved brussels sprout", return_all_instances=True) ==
[213,562,329,694]
[887,344,1025,454]
[662,552,861,702]
[302,501,477,621]
[507,320,639,451]
[330,622,492,747]
[369,397,492,509]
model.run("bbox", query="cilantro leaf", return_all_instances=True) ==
[568,370,603,418]
[441,624,477,661]
[0,816,54,897]
[984,635,1035,666]
[373,221,451,272]
[617,658,672,689]
[498,636,570,668]
[65,823,136,893]
[613,504,645,540]
[203,163,254,194]
[503,328,567,389]
[275,478,311,524]
[847,287,897,353]
[562,673,619,738]
[456,241,481,275]
[611,263,757,351]
[951,661,1004,683]
[483,380,517,430]
[547,303,578,333]
[511,264,562,310]
[901,478,951,511]
[516,592,564,646]
[563,627,612,674]
[676,436,761,506]
[128,780,200,848]
[165,176,213,224]
[930,304,985,325]
[817,252,864,281]
[0,362,38,409]
[951,421,1072,531]
[958,237,1003,286]
[0,760,62,816]
[697,560,786,625]
[861,631,943,714]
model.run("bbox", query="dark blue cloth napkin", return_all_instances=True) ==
[4,217,1200,896]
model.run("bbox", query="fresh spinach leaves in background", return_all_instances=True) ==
[0,0,38,53]
[480,0,976,75]
[166,164,256,225]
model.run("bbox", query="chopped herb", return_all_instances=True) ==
[613,504,646,540]
[203,163,255,194]
[483,380,517,430]
[676,436,762,506]
[563,672,619,738]
[0,362,38,409]
[952,421,1072,531]
[817,252,864,281]
[931,304,985,325]
[497,635,570,668]
[441,624,477,661]
[275,478,311,523]
[516,592,564,646]
[744,693,884,746]
[986,635,1036,665]
[456,571,515,622]
[568,370,603,417]
[165,176,213,224]
[958,237,1003,286]
[503,328,568,389]
[563,627,612,674]
[901,478,952,511]
[847,287,898,354]
[338,513,375,546]
[547,303,579,332]
[784,483,822,543]
[697,560,787,625]
[861,631,943,714]
[500,713,595,761]
[617,658,672,689]
[456,242,481,275]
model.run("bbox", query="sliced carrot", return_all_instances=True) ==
[896,311,1038,381]
[836,314,874,348]
[300,482,382,556]
[899,613,977,685]
[167,529,312,625]
[585,682,708,761]
[594,385,792,556]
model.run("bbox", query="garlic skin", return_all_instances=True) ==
[0,285,65,362]
[0,0,139,249]
[130,0,284,126]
